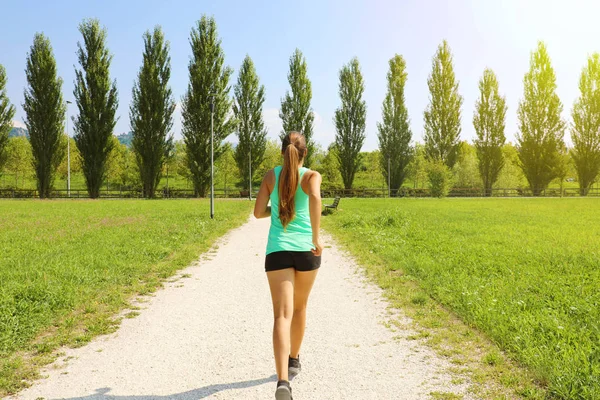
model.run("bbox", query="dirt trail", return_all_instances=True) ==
[8,216,471,400]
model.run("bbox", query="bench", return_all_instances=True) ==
[324,197,340,210]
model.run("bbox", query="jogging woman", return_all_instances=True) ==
[253,131,323,400]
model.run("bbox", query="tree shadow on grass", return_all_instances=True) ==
[52,375,277,400]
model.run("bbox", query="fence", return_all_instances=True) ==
[0,188,259,199]
[2,187,599,199]
[320,187,600,198]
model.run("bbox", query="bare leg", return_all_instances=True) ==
[266,268,295,381]
[290,269,319,358]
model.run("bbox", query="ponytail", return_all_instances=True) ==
[279,132,306,228]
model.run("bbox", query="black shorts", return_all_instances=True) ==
[265,251,321,272]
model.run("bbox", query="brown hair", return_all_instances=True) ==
[279,131,307,228]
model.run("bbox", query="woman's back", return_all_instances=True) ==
[266,166,312,255]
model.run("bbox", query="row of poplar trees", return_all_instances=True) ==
[2,17,600,197]
[377,40,600,196]
[310,40,597,196]
[0,16,315,198]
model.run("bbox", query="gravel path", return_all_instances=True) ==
[8,216,471,400]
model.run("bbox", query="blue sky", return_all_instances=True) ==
[1,0,599,151]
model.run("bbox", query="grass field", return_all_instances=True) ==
[0,199,252,395]
[322,198,599,399]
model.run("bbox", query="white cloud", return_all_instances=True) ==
[12,120,26,129]
[263,107,282,140]
[312,111,337,150]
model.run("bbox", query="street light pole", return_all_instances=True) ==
[388,154,391,198]
[166,150,169,199]
[210,95,215,219]
[66,100,72,197]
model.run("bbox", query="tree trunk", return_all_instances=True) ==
[193,180,209,198]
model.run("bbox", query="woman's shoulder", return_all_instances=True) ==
[264,168,277,179]
[300,169,322,192]
[267,165,282,175]
[303,169,321,180]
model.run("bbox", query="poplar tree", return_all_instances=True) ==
[377,54,412,191]
[423,40,463,168]
[181,15,235,197]
[280,49,315,167]
[334,57,366,189]
[233,55,267,190]
[73,19,119,198]
[22,33,66,198]
[130,26,176,198]
[473,68,507,195]
[571,53,600,196]
[516,41,566,196]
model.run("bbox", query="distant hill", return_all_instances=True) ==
[7,128,138,147]
[8,127,29,139]
[116,131,133,148]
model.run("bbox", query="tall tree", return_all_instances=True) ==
[319,143,342,188]
[571,53,600,196]
[215,142,239,194]
[495,143,527,189]
[308,143,325,170]
[377,54,413,192]
[22,33,66,198]
[408,143,428,189]
[130,26,175,198]
[181,15,235,197]
[0,65,16,177]
[516,41,566,196]
[73,19,119,198]
[423,40,463,168]
[255,139,281,180]
[280,49,315,167]
[173,140,192,188]
[554,146,571,195]
[473,68,507,195]
[4,136,32,188]
[233,55,267,190]
[359,150,384,188]
[121,146,141,189]
[334,57,366,189]
[105,135,126,191]
[453,141,481,188]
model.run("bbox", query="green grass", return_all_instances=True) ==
[322,198,599,399]
[0,199,252,395]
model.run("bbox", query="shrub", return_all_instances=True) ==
[427,160,453,198]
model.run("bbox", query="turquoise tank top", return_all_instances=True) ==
[266,166,314,255]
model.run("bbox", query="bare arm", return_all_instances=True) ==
[305,171,323,256]
[253,170,274,219]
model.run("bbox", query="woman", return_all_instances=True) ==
[253,131,323,400]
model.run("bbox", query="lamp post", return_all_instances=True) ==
[166,148,170,199]
[66,100,72,197]
[210,95,215,219]
[388,154,391,198]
